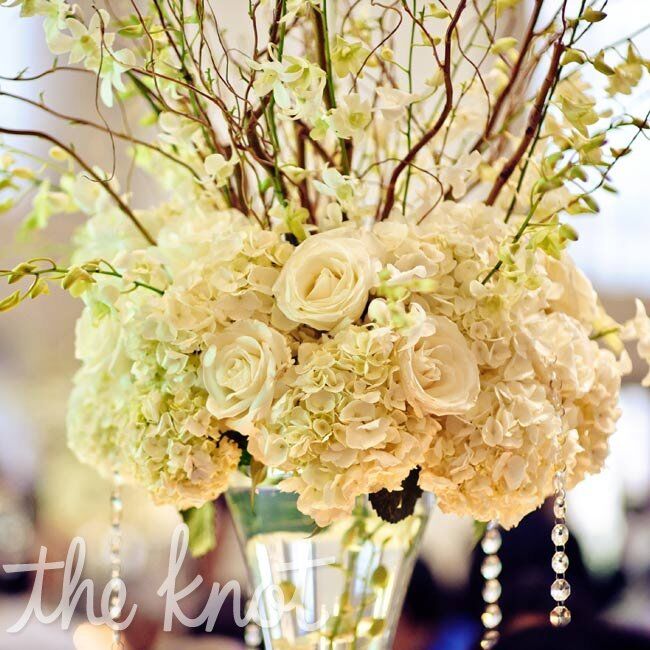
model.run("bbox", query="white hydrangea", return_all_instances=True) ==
[249,325,439,526]
[66,189,627,525]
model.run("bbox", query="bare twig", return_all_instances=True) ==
[0,90,200,180]
[475,0,545,149]
[485,38,564,206]
[0,126,156,245]
[379,0,467,221]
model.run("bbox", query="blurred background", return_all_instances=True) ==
[0,1,649,648]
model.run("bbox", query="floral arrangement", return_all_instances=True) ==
[1,0,649,536]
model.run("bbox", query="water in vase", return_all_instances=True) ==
[227,483,433,649]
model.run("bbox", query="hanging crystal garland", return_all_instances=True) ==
[244,620,262,649]
[479,520,502,649]
[549,371,571,628]
[244,596,262,650]
[550,469,571,627]
[109,470,124,649]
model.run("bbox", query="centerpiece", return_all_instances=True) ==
[1,0,649,647]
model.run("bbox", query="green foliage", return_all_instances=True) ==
[561,48,586,65]
[581,8,607,23]
[491,37,518,55]
[0,257,165,316]
[473,520,488,545]
[0,290,21,312]
[370,565,389,589]
[61,266,96,297]
[607,44,649,96]
[428,3,450,19]
[527,217,579,260]
[558,96,598,137]
[592,51,615,76]
[181,502,217,557]
[495,0,523,18]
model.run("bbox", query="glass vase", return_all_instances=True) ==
[226,478,433,650]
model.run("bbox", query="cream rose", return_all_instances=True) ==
[273,230,376,330]
[398,315,479,416]
[202,319,291,434]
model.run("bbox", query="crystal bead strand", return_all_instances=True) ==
[480,520,502,649]
[244,621,262,648]
[244,596,262,648]
[550,468,571,626]
[549,372,571,628]
[110,471,124,649]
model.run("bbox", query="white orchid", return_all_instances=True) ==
[439,151,482,199]
[375,86,420,120]
[203,153,238,189]
[158,112,201,147]
[18,0,70,46]
[331,35,370,78]
[251,57,287,104]
[329,93,372,140]
[97,48,135,107]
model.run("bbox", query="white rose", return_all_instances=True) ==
[201,320,291,434]
[274,230,376,330]
[398,315,480,416]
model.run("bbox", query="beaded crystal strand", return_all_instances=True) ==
[549,373,571,628]
[245,620,262,649]
[480,520,503,649]
[110,471,125,649]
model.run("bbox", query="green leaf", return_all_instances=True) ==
[495,0,523,17]
[581,133,606,152]
[491,37,517,55]
[367,618,386,637]
[428,3,450,18]
[278,581,298,609]
[566,199,589,214]
[593,52,615,76]
[62,267,95,296]
[534,177,564,194]
[7,262,36,284]
[568,166,588,182]
[544,151,563,169]
[342,520,364,547]
[559,223,579,242]
[118,24,145,38]
[0,290,22,313]
[0,178,17,191]
[258,177,273,193]
[250,458,267,511]
[627,42,641,65]
[581,8,607,22]
[561,49,586,66]
[181,502,217,557]
[473,520,488,545]
[371,565,389,589]
[29,278,50,298]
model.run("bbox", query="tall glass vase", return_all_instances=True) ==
[226,478,433,650]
